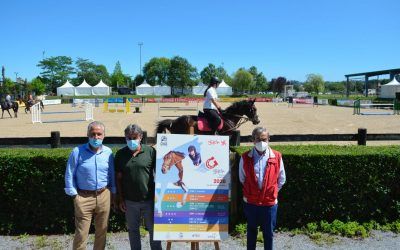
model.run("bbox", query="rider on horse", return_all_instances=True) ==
[203,76,223,135]
[5,94,12,109]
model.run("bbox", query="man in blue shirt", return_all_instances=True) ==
[65,121,116,250]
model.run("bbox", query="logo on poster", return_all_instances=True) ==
[160,136,167,146]
[206,156,219,170]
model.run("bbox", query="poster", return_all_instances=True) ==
[154,134,230,241]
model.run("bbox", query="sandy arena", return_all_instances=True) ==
[0,102,399,145]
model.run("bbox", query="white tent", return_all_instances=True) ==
[154,85,171,96]
[92,80,111,95]
[75,79,93,96]
[136,80,154,95]
[57,80,75,96]
[192,82,207,95]
[217,79,233,96]
[379,77,400,98]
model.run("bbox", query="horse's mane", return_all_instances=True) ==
[166,151,186,158]
[224,100,250,114]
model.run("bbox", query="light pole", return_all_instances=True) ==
[138,42,143,75]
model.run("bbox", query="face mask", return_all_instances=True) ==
[89,138,103,148]
[255,141,268,152]
[127,139,140,151]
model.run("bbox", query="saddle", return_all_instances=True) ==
[197,111,223,132]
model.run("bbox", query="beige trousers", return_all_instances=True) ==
[73,188,111,250]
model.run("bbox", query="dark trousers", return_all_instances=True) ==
[203,109,221,133]
[244,202,278,250]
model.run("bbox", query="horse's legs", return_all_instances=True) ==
[175,163,188,193]
[7,109,12,118]
[1,110,3,119]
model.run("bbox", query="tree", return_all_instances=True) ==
[110,61,126,88]
[37,56,75,92]
[132,74,144,91]
[143,57,171,86]
[305,74,325,94]
[2,78,16,96]
[75,58,110,85]
[167,56,198,94]
[248,66,268,93]
[232,69,253,93]
[271,76,287,93]
[200,64,218,84]
[28,77,46,95]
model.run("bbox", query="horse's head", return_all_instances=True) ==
[241,99,260,125]
[161,151,173,174]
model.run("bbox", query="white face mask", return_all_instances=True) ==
[255,141,268,152]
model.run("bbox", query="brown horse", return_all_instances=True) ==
[161,151,188,193]
[155,99,260,135]
[1,101,19,118]
[24,100,44,113]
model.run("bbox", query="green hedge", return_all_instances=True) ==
[1,146,400,234]
[0,148,126,235]
[231,145,400,228]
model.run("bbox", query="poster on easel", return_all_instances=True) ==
[154,134,230,241]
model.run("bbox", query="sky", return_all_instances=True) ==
[1,0,399,82]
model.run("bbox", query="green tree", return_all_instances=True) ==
[28,77,46,95]
[37,56,75,92]
[200,64,218,84]
[111,61,126,88]
[143,57,170,85]
[271,76,287,93]
[75,58,110,85]
[167,56,198,94]
[232,69,253,93]
[132,74,144,91]
[248,66,268,93]
[305,74,325,94]
[2,78,16,96]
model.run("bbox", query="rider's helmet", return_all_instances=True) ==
[210,76,221,86]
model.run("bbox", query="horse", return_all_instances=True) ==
[155,150,189,216]
[24,100,44,114]
[155,99,260,135]
[1,101,19,118]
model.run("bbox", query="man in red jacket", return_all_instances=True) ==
[239,127,286,250]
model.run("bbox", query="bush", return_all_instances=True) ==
[231,145,400,228]
[328,98,337,105]
[0,148,126,235]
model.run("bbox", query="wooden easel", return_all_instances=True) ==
[166,240,220,250]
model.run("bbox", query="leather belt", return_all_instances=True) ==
[78,186,108,195]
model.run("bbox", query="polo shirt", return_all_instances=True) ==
[115,144,156,202]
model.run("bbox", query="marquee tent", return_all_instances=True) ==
[75,79,93,96]
[216,79,233,96]
[380,77,400,98]
[92,80,111,95]
[192,82,207,95]
[136,80,154,95]
[57,80,75,96]
[154,85,171,96]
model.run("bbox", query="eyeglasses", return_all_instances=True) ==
[255,137,269,142]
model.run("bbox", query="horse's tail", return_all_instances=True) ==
[156,119,174,134]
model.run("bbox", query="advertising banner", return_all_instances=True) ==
[154,134,230,241]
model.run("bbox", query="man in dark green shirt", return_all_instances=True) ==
[115,124,161,250]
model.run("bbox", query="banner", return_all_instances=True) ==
[154,134,230,241]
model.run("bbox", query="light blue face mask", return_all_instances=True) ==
[89,138,103,148]
[127,139,140,151]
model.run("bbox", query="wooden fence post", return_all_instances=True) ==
[357,128,367,146]
[50,131,61,148]
[142,131,148,144]
[230,130,240,146]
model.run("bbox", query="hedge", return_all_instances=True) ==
[1,146,399,234]
[231,145,400,228]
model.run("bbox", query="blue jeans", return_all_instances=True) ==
[243,202,278,250]
[125,199,162,250]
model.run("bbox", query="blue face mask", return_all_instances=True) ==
[127,139,140,151]
[89,138,103,148]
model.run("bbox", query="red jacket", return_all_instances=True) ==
[241,149,282,206]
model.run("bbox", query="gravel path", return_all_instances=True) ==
[1,230,399,249]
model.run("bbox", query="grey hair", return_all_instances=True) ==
[251,127,268,141]
[124,124,143,137]
[87,121,105,136]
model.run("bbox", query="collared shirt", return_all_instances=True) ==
[115,144,156,202]
[239,147,286,190]
[203,87,218,110]
[64,143,116,196]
